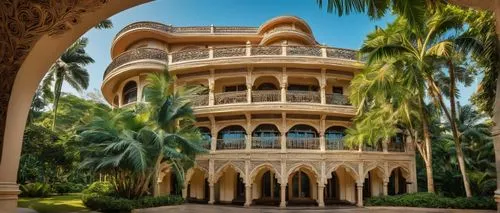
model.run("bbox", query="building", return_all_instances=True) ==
[101,16,417,207]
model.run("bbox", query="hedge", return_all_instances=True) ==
[81,193,184,213]
[52,182,86,195]
[365,193,496,210]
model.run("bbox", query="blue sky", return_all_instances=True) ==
[74,0,477,104]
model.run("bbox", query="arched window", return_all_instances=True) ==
[217,125,246,150]
[325,126,347,150]
[257,83,278,90]
[252,124,280,149]
[122,81,137,104]
[286,125,319,149]
[291,170,311,198]
[199,127,211,149]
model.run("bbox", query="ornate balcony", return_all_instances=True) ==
[252,137,281,149]
[325,93,349,105]
[191,95,209,107]
[326,139,348,150]
[286,91,320,103]
[388,142,405,152]
[286,138,320,149]
[104,48,168,79]
[214,91,247,105]
[216,138,246,150]
[252,90,281,102]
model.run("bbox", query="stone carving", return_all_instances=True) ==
[214,91,247,105]
[251,90,281,102]
[0,0,108,158]
[287,46,321,56]
[326,48,357,60]
[251,46,282,56]
[171,49,209,63]
[213,160,246,182]
[103,48,167,79]
[213,47,246,58]
[191,94,209,107]
[248,162,281,183]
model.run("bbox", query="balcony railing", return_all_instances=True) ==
[216,138,246,150]
[202,140,211,149]
[286,91,320,103]
[388,143,405,152]
[325,93,349,105]
[252,137,281,149]
[191,95,209,107]
[363,144,383,152]
[286,138,320,149]
[104,45,358,80]
[252,90,281,102]
[214,91,247,105]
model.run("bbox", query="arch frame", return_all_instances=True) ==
[249,162,282,184]
[213,162,246,184]
[285,123,320,135]
[286,162,320,185]
[325,162,360,185]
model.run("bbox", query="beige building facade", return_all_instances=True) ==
[101,16,417,207]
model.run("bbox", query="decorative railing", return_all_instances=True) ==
[286,91,321,103]
[252,137,281,149]
[287,46,321,56]
[115,21,257,40]
[388,143,405,152]
[171,49,209,63]
[104,48,167,79]
[214,91,247,105]
[326,48,357,60]
[213,47,246,58]
[286,138,320,149]
[216,138,246,150]
[325,93,350,105]
[363,144,383,152]
[191,95,209,107]
[251,46,282,55]
[252,90,281,102]
[202,140,211,149]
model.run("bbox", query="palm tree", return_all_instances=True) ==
[143,70,206,196]
[95,19,113,29]
[42,37,93,130]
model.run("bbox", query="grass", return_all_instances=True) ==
[18,193,90,213]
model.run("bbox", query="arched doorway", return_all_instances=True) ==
[363,167,384,198]
[214,165,245,205]
[252,169,281,206]
[389,167,408,195]
[286,166,318,206]
[122,81,138,105]
[286,124,319,149]
[217,125,246,150]
[325,166,358,205]
[252,124,280,149]
[186,168,209,203]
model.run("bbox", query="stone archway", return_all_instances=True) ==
[0,1,150,211]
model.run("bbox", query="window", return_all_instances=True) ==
[224,84,246,92]
[333,86,343,94]
[122,81,137,104]
[291,171,310,198]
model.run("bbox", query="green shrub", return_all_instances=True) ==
[82,181,115,196]
[81,193,184,213]
[365,193,496,210]
[20,182,51,197]
[53,182,86,195]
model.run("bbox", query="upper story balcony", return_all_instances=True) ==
[103,45,359,81]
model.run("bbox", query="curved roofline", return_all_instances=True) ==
[257,16,313,35]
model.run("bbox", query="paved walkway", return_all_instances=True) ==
[133,204,496,213]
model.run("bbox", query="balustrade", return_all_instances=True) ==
[191,95,209,106]
[214,91,247,105]
[388,142,405,152]
[286,138,320,149]
[325,93,350,105]
[363,144,383,152]
[251,90,281,102]
[252,137,281,149]
[286,91,321,103]
[216,138,246,150]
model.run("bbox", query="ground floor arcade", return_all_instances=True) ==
[157,156,416,207]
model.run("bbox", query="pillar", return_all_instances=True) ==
[383,179,388,196]
[244,184,252,207]
[317,184,325,207]
[280,185,287,208]
[356,183,363,207]
[280,83,286,102]
[320,69,326,104]
[208,73,215,106]
[319,132,325,151]
[208,183,215,204]
[247,84,252,103]
[182,187,188,199]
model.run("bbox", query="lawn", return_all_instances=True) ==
[18,193,90,213]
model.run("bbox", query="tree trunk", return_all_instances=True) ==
[51,71,64,130]
[152,153,163,197]
[418,96,435,193]
[448,60,472,197]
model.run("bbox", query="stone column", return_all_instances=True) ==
[280,83,287,103]
[244,184,252,207]
[208,183,215,204]
[356,183,363,207]
[317,184,325,207]
[208,74,215,106]
[383,179,389,196]
[319,132,325,151]
[210,128,217,151]
[247,86,252,103]
[280,185,287,208]
[320,69,326,104]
